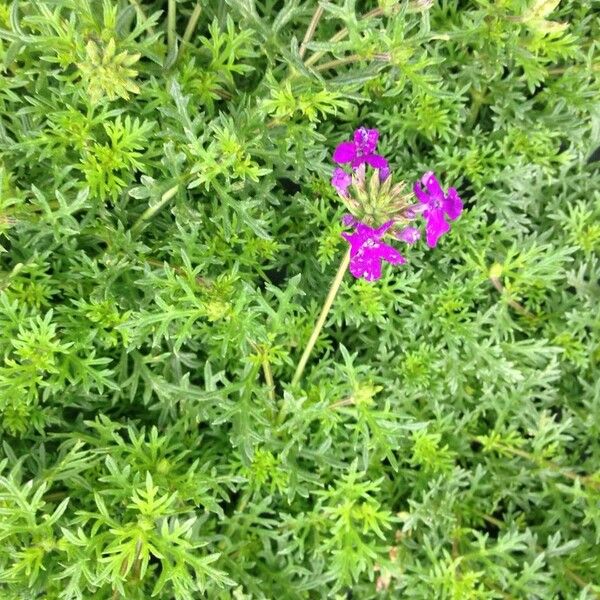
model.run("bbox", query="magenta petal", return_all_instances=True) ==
[349,254,385,281]
[350,245,405,280]
[420,170,434,184]
[341,230,366,255]
[363,154,388,170]
[413,181,430,205]
[333,141,357,164]
[424,209,450,248]
[348,259,363,279]
[444,187,463,220]
[413,171,463,246]
[373,220,395,237]
[349,253,378,280]
[354,127,379,155]
[331,167,352,196]
[397,227,421,245]
[342,219,405,281]
[363,257,383,281]
[354,222,375,239]
[422,171,444,198]
[378,244,406,265]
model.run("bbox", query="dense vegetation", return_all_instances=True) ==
[0,0,599,597]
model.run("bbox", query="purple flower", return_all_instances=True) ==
[331,167,352,196]
[342,220,405,282]
[397,226,421,245]
[333,127,390,180]
[413,171,463,248]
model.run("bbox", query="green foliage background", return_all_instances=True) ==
[1,0,599,597]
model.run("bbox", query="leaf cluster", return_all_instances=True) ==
[0,0,599,598]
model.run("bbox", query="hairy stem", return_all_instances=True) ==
[131,184,179,235]
[496,443,600,491]
[476,436,600,492]
[548,62,600,75]
[304,5,397,68]
[299,5,324,59]
[167,0,177,58]
[262,358,276,402]
[304,28,348,68]
[314,53,362,71]
[179,2,202,61]
[144,256,210,288]
[314,53,390,71]
[292,248,351,386]
[489,275,536,319]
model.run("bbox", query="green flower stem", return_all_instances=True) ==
[262,358,276,402]
[314,53,362,71]
[303,6,395,68]
[179,2,202,62]
[299,5,324,59]
[303,28,348,68]
[497,443,600,491]
[130,184,179,235]
[313,53,390,72]
[167,0,177,57]
[292,248,351,386]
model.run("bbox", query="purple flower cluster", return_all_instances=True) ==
[331,127,389,196]
[341,221,405,282]
[413,171,463,249]
[331,127,463,281]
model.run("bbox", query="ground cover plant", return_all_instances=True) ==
[0,0,599,597]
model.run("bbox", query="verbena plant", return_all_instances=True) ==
[0,0,599,598]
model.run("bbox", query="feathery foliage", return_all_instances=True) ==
[0,0,599,597]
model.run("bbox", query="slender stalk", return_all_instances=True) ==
[111,539,143,599]
[329,396,355,410]
[562,566,600,596]
[304,5,396,68]
[292,249,351,386]
[548,62,600,75]
[131,184,179,235]
[111,556,130,599]
[299,4,324,59]
[262,359,276,402]
[486,440,600,492]
[178,2,202,62]
[248,340,277,402]
[315,51,390,72]
[167,0,177,58]
[270,6,389,129]
[304,28,348,68]
[489,274,535,319]
[314,53,362,71]
[144,257,210,288]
